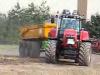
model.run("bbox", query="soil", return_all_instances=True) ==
[0,54,99,75]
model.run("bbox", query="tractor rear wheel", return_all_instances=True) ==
[79,42,91,66]
[45,40,57,63]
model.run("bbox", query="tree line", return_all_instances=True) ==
[0,1,50,44]
[0,1,99,44]
[83,14,100,38]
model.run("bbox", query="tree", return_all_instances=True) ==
[83,14,100,38]
[0,13,7,38]
[6,1,50,43]
[91,15,100,38]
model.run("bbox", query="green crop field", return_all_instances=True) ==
[0,45,18,50]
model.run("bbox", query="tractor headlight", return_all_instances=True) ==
[67,39,75,45]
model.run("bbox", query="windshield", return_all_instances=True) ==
[61,18,81,31]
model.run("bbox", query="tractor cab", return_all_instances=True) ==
[56,10,83,40]
[59,10,82,32]
[60,18,81,32]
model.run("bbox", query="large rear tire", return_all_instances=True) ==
[79,42,91,66]
[45,40,57,63]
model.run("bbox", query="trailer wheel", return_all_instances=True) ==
[79,42,91,66]
[29,40,41,58]
[19,40,40,58]
[45,40,57,63]
[19,40,29,57]
[19,41,24,57]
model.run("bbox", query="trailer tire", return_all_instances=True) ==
[19,40,29,57]
[29,40,41,58]
[79,42,91,66]
[19,40,40,58]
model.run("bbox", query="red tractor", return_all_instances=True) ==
[45,10,92,66]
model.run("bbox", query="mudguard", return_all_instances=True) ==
[80,30,89,41]
[49,28,57,38]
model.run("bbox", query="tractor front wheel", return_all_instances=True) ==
[79,42,91,66]
[45,40,57,63]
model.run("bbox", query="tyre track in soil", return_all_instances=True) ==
[0,49,100,75]
[0,49,100,65]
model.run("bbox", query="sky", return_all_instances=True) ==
[87,0,100,19]
[0,0,77,13]
[0,0,100,19]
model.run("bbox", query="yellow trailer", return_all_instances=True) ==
[20,23,56,39]
[19,22,57,58]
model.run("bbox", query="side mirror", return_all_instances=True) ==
[51,18,55,23]
[80,16,86,23]
[80,28,87,31]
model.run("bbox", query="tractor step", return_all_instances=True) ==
[59,55,76,59]
[64,50,78,55]
[62,50,78,59]
[64,54,77,59]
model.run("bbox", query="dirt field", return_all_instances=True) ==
[0,55,99,75]
[0,45,100,75]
